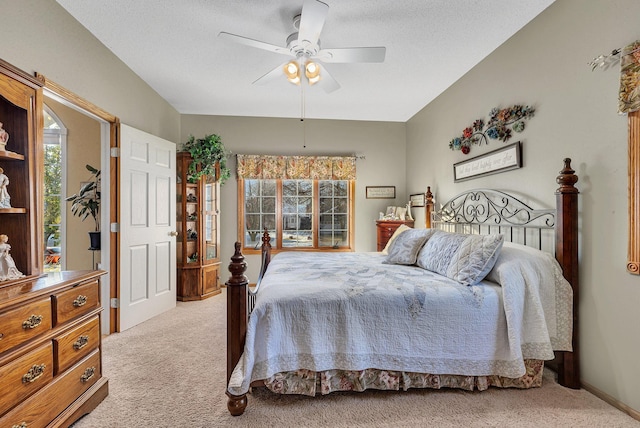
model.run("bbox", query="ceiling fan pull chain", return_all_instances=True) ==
[301,86,306,149]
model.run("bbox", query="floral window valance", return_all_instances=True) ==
[236,154,356,180]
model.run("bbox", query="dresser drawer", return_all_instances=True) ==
[0,342,53,417]
[1,349,102,428]
[52,280,99,325]
[380,226,396,239]
[0,298,52,356]
[54,316,100,375]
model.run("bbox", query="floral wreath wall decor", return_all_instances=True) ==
[448,105,535,154]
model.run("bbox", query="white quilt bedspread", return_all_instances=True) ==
[227,249,572,396]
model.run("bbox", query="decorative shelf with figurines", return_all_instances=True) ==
[0,59,45,284]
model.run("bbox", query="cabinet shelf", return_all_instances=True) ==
[0,207,26,214]
[0,150,25,160]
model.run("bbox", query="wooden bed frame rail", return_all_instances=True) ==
[225,158,580,415]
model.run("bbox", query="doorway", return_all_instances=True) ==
[40,74,118,334]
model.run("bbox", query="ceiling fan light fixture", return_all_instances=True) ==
[284,61,301,85]
[305,61,321,85]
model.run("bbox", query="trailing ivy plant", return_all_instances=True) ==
[182,134,231,184]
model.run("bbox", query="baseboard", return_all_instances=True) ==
[581,380,640,422]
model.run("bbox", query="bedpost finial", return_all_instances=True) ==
[425,186,434,203]
[227,241,248,286]
[262,227,271,248]
[556,158,579,194]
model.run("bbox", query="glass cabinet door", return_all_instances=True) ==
[203,177,219,262]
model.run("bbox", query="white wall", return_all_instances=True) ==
[0,0,181,142]
[180,115,407,280]
[406,0,640,414]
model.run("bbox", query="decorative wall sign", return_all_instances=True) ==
[410,193,425,207]
[366,186,396,199]
[453,142,522,182]
[449,105,535,154]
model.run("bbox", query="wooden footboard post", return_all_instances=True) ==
[425,186,434,229]
[226,242,248,415]
[555,158,580,389]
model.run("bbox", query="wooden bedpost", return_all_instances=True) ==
[555,158,580,389]
[226,242,248,415]
[261,228,272,272]
[425,186,434,229]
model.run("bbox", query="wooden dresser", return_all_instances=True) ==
[0,270,108,428]
[376,220,415,251]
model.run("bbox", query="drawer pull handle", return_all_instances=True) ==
[22,364,46,383]
[81,366,96,383]
[0,333,4,339]
[73,335,90,350]
[22,315,43,329]
[12,423,27,428]
[73,295,88,307]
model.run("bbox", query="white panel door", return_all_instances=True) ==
[119,124,176,331]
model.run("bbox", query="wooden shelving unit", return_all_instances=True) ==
[176,152,221,301]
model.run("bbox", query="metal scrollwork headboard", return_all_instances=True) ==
[431,189,556,251]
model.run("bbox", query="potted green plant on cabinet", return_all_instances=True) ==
[182,134,231,184]
[66,164,101,250]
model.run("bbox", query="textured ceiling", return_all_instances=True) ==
[56,0,554,122]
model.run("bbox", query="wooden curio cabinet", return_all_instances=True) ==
[176,152,221,300]
[0,59,44,280]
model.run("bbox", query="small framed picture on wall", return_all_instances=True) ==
[410,193,425,207]
[366,186,396,199]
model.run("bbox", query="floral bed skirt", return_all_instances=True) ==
[263,359,544,396]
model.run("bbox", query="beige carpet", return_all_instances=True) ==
[73,289,639,428]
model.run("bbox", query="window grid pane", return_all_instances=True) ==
[244,179,277,248]
[319,180,349,248]
[282,180,313,247]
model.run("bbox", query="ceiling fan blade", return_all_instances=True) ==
[219,32,292,56]
[316,64,340,93]
[317,46,386,63]
[297,0,329,47]
[252,63,289,86]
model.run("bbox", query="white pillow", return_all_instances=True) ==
[381,224,411,255]
[486,242,559,286]
[416,230,504,286]
[384,229,435,265]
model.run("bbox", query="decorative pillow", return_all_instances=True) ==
[416,230,504,286]
[381,224,411,255]
[384,228,436,265]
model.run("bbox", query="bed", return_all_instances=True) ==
[225,158,580,416]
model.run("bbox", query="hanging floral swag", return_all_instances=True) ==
[449,105,535,154]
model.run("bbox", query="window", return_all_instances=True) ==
[239,178,354,252]
[43,106,67,271]
[236,154,356,253]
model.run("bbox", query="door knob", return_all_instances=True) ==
[169,231,178,237]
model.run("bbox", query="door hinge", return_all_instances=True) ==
[110,147,120,157]
[110,298,119,308]
[110,223,120,233]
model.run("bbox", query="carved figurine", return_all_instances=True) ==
[0,234,25,281]
[0,122,8,151]
[0,167,10,208]
[406,202,414,221]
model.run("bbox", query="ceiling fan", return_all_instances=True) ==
[218,0,386,93]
